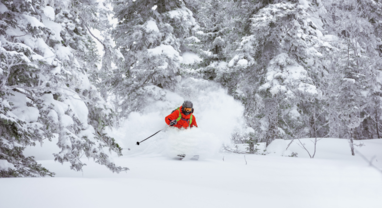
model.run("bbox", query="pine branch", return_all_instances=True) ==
[11,88,36,103]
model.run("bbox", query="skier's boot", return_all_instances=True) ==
[176,154,186,160]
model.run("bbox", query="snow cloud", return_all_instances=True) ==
[111,78,247,159]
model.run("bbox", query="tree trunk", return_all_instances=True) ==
[349,138,355,156]
[376,106,380,138]
[349,129,355,156]
[312,109,318,158]
[264,98,278,147]
[248,140,255,153]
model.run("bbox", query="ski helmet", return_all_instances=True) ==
[182,100,193,115]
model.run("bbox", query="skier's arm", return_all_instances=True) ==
[191,115,198,128]
[165,110,179,126]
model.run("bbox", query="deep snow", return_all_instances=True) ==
[2,139,382,208]
[2,51,382,207]
[11,72,382,208]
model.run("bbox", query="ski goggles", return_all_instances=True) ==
[183,107,192,112]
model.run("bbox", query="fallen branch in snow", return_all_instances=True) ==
[354,148,382,174]
[222,144,248,154]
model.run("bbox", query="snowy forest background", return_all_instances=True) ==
[1,0,382,177]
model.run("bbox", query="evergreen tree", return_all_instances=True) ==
[183,0,252,87]
[228,1,329,145]
[320,0,382,154]
[0,0,127,177]
[111,0,196,117]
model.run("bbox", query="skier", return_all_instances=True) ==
[165,100,198,129]
[165,100,199,160]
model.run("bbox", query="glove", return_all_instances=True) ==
[169,120,177,126]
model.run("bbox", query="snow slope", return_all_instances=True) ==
[12,63,382,207]
[1,139,382,208]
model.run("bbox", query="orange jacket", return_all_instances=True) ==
[165,106,198,129]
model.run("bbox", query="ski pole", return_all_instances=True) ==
[136,129,163,145]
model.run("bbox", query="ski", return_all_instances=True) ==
[176,154,186,160]
[175,154,199,160]
[190,155,199,160]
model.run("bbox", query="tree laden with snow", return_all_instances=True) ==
[319,0,382,154]
[182,0,252,96]
[219,0,382,150]
[0,0,127,177]
[111,0,196,117]
[227,2,330,146]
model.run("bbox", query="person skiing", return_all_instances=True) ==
[165,100,198,129]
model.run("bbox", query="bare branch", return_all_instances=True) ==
[354,148,382,174]
[297,138,313,158]
[286,138,295,150]
[79,16,107,51]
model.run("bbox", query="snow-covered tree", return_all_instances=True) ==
[182,0,252,90]
[0,0,127,177]
[111,0,197,117]
[227,1,329,145]
[320,0,382,154]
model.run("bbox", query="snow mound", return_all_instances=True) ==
[266,139,288,156]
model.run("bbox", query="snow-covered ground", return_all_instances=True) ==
[3,65,382,207]
[1,139,382,208]
[1,48,380,207]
